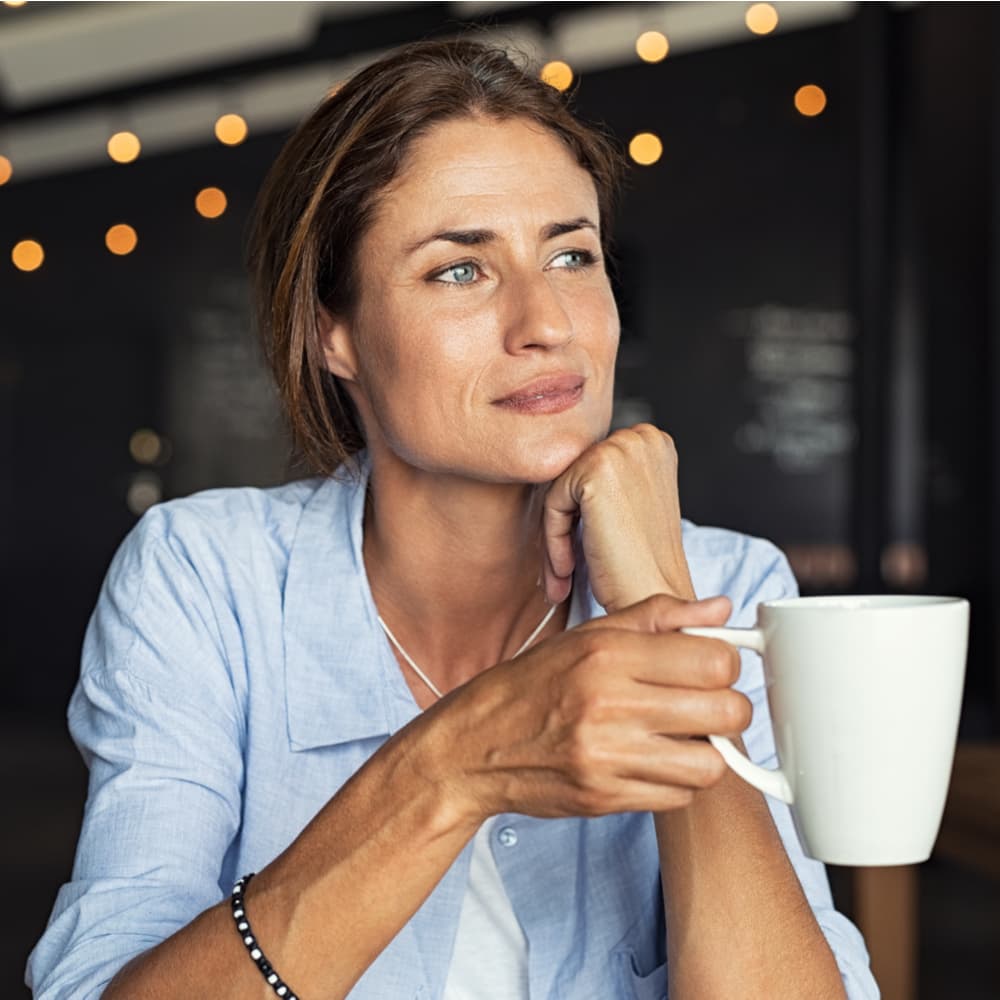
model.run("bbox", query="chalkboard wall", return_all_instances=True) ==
[1,7,995,731]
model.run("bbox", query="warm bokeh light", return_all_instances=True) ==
[3,1,28,7]
[126,473,162,516]
[105,224,138,256]
[0,155,11,186]
[540,60,573,92]
[215,113,248,146]
[795,84,828,117]
[785,544,857,589]
[12,239,43,272]
[636,30,669,63]
[746,3,779,36]
[195,186,227,218]
[628,132,663,166]
[129,428,163,464]
[107,131,141,163]
[881,542,928,589]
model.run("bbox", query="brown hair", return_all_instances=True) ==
[247,36,626,478]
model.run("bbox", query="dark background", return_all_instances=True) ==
[2,2,998,997]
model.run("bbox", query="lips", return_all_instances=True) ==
[491,373,586,416]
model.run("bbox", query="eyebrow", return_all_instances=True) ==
[403,216,598,256]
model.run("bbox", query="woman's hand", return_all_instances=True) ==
[422,592,750,824]
[542,423,694,613]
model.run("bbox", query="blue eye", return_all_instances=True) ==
[551,249,596,269]
[436,262,479,284]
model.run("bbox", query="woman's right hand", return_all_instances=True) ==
[421,593,752,824]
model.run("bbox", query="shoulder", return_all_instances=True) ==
[102,476,341,609]
[122,476,336,568]
[680,518,798,619]
[83,474,361,690]
[141,477,325,548]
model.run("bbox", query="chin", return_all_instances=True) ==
[502,426,608,484]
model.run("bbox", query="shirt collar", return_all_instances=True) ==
[282,449,605,752]
[282,450,413,751]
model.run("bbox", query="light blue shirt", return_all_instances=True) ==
[27,451,878,999]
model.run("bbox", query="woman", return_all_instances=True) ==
[28,39,876,1000]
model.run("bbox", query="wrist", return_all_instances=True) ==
[607,573,698,613]
[399,701,491,835]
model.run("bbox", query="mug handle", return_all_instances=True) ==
[680,626,794,805]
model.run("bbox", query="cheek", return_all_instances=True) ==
[355,303,485,421]
[582,286,621,362]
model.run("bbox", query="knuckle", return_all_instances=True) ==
[564,746,610,817]
[699,747,729,786]
[573,786,606,817]
[706,642,740,687]
[721,644,742,685]
[565,730,600,775]
[575,634,620,684]
[607,426,647,458]
[579,630,612,662]
[646,592,674,617]
[566,725,604,776]
[564,679,614,727]
[718,691,752,733]
[625,423,654,443]
[583,690,616,725]
[662,786,695,810]
[588,445,622,478]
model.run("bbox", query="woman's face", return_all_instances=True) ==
[325,114,620,484]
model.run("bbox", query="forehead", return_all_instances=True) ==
[370,115,601,237]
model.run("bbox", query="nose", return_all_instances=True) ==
[502,270,575,354]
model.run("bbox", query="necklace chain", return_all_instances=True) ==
[377,601,561,700]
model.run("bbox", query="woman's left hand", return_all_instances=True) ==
[542,423,696,613]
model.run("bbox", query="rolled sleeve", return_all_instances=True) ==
[730,541,880,1000]
[27,511,246,999]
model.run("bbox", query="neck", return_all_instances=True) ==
[362,454,569,692]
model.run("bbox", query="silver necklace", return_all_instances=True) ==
[377,601,560,700]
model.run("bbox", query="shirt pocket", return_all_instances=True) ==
[615,946,668,1000]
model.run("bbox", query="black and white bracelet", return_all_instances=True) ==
[231,873,300,1000]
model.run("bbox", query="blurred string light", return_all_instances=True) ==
[3,6,827,269]
[106,223,138,256]
[795,84,827,117]
[540,60,573,92]
[129,428,168,464]
[636,30,669,64]
[214,112,248,146]
[745,3,779,35]
[881,541,928,589]
[107,130,141,163]
[11,239,43,271]
[126,472,162,516]
[196,186,227,218]
[629,132,663,166]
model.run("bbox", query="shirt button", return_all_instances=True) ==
[497,826,518,848]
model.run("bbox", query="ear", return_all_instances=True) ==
[317,303,360,382]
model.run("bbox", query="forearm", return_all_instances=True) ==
[104,714,478,1000]
[656,763,846,1000]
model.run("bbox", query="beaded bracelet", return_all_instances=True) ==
[231,873,300,1000]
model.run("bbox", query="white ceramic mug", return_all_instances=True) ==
[683,595,969,866]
